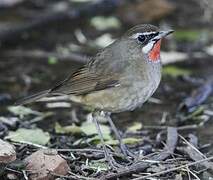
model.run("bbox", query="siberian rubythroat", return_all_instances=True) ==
[17,24,174,167]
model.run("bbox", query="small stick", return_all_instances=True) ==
[142,124,198,130]
[101,127,178,180]
[179,134,213,171]
[131,156,213,180]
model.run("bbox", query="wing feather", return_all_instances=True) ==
[50,67,120,95]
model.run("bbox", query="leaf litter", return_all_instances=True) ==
[1,99,213,179]
[0,0,213,179]
[5,128,50,145]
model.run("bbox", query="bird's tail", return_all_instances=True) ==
[15,90,50,106]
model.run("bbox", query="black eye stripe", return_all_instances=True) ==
[149,34,155,38]
[137,32,159,43]
[147,32,159,39]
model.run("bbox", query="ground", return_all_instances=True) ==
[0,0,213,179]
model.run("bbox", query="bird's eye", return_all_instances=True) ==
[137,35,146,43]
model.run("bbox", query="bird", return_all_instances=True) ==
[16,24,174,168]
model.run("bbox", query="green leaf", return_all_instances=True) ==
[87,135,104,144]
[5,128,50,145]
[90,16,121,31]
[105,137,142,146]
[80,122,111,140]
[55,122,82,135]
[88,160,109,171]
[184,106,204,121]
[163,66,191,77]
[48,56,58,65]
[93,34,114,48]
[127,122,142,132]
[73,135,104,146]
[8,106,42,118]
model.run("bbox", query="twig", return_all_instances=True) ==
[22,170,29,180]
[12,141,47,149]
[182,167,200,180]
[5,167,22,174]
[141,124,198,130]
[56,148,104,153]
[131,156,213,180]
[179,134,213,171]
[69,171,96,180]
[179,135,206,159]
[101,127,178,180]
[56,148,120,157]
[48,171,76,179]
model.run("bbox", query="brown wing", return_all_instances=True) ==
[50,67,120,95]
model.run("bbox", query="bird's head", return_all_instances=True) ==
[124,24,174,63]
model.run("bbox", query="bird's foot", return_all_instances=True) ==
[102,146,124,170]
[106,154,124,170]
[119,144,138,164]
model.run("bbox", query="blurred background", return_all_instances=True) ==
[0,0,213,179]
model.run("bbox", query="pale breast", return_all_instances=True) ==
[125,60,162,110]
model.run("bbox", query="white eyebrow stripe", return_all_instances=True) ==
[130,32,157,39]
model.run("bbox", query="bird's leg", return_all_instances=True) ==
[102,111,136,160]
[92,112,122,169]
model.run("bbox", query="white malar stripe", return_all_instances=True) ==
[142,41,154,54]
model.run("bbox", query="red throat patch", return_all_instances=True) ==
[148,40,161,62]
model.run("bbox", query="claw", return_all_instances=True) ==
[102,145,123,170]
[120,143,137,161]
